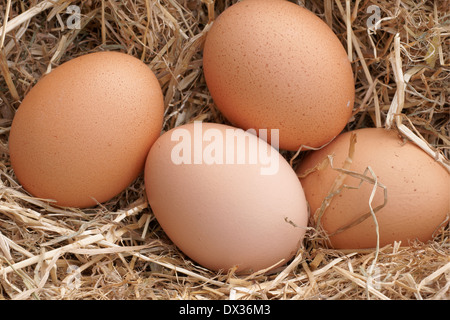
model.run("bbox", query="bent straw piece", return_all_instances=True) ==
[13,248,62,300]
[397,123,450,172]
[333,265,390,300]
[155,1,188,40]
[84,238,226,287]
[0,233,105,276]
[0,0,19,101]
[0,205,77,237]
[67,244,152,255]
[363,166,382,297]
[324,0,333,28]
[3,19,28,56]
[404,273,423,300]
[0,231,12,261]
[0,257,39,298]
[45,8,100,74]
[61,254,104,288]
[327,166,387,237]
[0,0,56,39]
[385,66,423,127]
[246,252,359,295]
[201,0,215,23]
[131,251,226,287]
[345,0,352,62]
[314,132,358,230]
[417,261,450,292]
[0,0,13,49]
[301,261,318,296]
[387,34,450,172]
[391,33,405,124]
[262,252,304,293]
[335,0,381,128]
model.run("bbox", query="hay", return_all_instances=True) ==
[0,0,448,300]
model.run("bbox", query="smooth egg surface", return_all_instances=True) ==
[9,51,164,208]
[145,122,309,273]
[203,0,355,151]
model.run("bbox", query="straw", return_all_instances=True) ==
[0,0,448,300]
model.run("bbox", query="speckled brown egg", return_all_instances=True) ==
[296,128,450,249]
[202,0,355,151]
[145,122,309,273]
[9,51,164,208]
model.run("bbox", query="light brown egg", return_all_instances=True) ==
[9,51,164,208]
[296,128,450,249]
[144,122,309,273]
[203,0,355,151]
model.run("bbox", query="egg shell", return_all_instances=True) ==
[202,0,355,151]
[9,51,164,208]
[144,122,309,273]
[296,128,450,249]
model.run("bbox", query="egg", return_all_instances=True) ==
[144,121,309,273]
[9,51,164,208]
[296,128,450,249]
[202,0,355,151]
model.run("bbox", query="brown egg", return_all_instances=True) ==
[203,0,355,151]
[296,128,450,249]
[9,51,164,208]
[145,122,309,273]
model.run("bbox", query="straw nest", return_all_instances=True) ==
[0,0,449,300]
